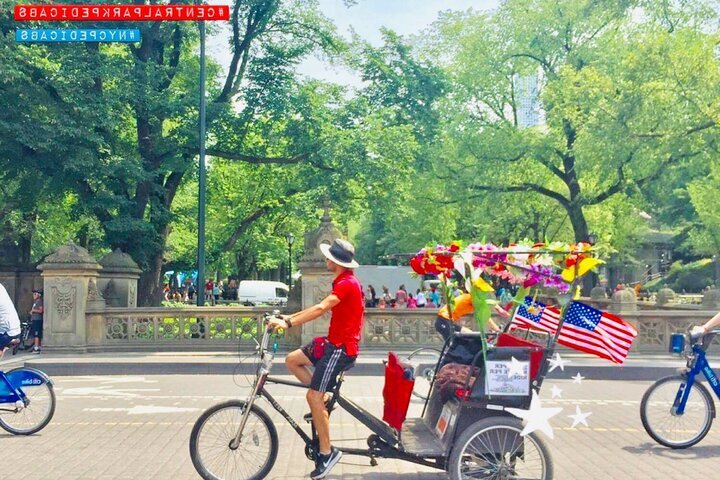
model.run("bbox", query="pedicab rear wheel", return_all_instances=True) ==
[449,416,553,480]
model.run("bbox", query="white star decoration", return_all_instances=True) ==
[550,384,562,399]
[507,356,527,377]
[572,372,585,384]
[568,405,592,428]
[506,391,563,439]
[548,353,570,372]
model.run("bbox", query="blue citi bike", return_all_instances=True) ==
[0,338,56,435]
[640,328,720,448]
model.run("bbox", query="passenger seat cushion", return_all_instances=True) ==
[434,363,480,403]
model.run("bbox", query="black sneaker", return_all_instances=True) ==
[310,447,342,479]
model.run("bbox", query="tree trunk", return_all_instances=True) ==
[138,259,164,306]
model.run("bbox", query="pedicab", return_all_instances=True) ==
[189,242,600,480]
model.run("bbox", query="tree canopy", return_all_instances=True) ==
[1,0,719,302]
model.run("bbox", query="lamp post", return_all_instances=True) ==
[286,233,295,289]
[195,5,207,307]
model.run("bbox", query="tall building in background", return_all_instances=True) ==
[513,72,545,128]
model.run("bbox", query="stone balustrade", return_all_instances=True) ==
[81,305,719,354]
[24,230,720,355]
[85,306,294,351]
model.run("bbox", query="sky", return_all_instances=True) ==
[207,0,500,87]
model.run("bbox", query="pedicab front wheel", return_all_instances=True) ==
[449,416,553,480]
[189,400,278,480]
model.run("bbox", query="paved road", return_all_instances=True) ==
[2,373,718,479]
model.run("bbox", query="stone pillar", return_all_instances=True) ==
[98,249,141,307]
[590,285,607,300]
[37,243,103,349]
[701,289,720,310]
[609,289,637,314]
[656,287,676,307]
[297,201,343,344]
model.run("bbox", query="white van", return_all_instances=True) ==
[237,280,289,306]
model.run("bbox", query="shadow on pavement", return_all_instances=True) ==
[623,442,720,459]
[334,474,446,479]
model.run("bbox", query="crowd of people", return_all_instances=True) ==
[163,278,239,305]
[362,282,517,310]
[362,284,437,309]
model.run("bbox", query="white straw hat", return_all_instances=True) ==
[320,239,359,268]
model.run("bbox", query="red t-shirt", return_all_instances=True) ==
[327,270,364,356]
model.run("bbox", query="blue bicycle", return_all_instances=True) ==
[640,329,720,448]
[0,340,56,435]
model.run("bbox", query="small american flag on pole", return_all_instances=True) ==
[511,297,638,364]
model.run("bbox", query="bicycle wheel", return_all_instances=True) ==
[404,347,441,400]
[0,368,56,435]
[190,400,278,480]
[449,416,553,480]
[640,374,715,449]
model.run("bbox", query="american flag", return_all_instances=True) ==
[511,298,637,364]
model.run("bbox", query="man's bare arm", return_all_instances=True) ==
[269,294,341,330]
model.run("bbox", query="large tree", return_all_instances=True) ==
[427,0,719,248]
[1,0,343,304]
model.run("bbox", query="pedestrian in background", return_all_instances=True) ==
[395,284,408,308]
[368,285,377,307]
[213,281,221,304]
[428,287,440,307]
[205,279,214,305]
[381,286,392,305]
[30,289,44,354]
[407,293,417,308]
[415,288,426,308]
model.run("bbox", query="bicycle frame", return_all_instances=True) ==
[0,372,23,408]
[0,368,52,412]
[232,321,445,470]
[676,342,720,415]
[257,374,445,469]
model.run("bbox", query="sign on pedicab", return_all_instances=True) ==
[485,359,530,396]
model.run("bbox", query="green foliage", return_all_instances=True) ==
[2,0,719,304]
[648,258,715,292]
[424,0,719,248]
[688,161,720,255]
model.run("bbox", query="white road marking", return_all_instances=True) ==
[61,386,160,397]
[54,376,158,384]
[82,406,201,415]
